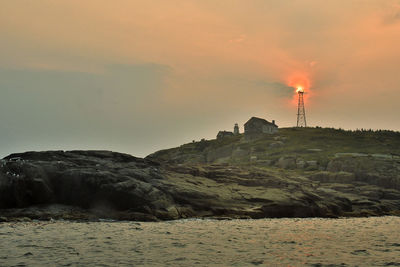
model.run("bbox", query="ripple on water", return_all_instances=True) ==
[0,217,399,266]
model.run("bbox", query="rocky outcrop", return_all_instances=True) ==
[326,156,400,190]
[1,150,400,221]
[0,151,178,220]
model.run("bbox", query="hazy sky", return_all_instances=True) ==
[1,0,400,157]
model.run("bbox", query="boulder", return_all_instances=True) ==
[296,160,306,169]
[277,156,297,169]
[306,160,318,170]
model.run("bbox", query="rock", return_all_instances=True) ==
[206,145,233,163]
[273,136,287,141]
[16,217,32,222]
[327,157,372,173]
[30,178,54,204]
[371,154,393,159]
[277,156,296,169]
[0,151,174,220]
[270,141,284,148]
[256,160,273,166]
[307,160,318,166]
[296,160,306,169]
[306,160,318,170]
[334,153,368,158]
[214,157,231,164]
[326,157,400,190]
[307,149,323,152]
[382,189,400,200]
[154,206,180,220]
[1,150,400,221]
[231,148,249,159]
[310,171,355,183]
[334,153,393,160]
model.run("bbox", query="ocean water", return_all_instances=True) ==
[0,217,399,267]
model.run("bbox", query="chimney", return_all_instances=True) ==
[272,120,275,125]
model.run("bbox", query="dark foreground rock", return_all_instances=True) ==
[1,150,400,221]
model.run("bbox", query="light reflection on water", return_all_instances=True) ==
[0,217,399,266]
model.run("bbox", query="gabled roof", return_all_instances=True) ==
[244,117,277,127]
[218,130,233,134]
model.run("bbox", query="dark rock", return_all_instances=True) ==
[1,150,400,221]
[0,151,173,220]
[277,156,297,169]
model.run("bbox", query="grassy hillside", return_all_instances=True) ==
[148,127,400,168]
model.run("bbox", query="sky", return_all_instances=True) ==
[1,0,400,158]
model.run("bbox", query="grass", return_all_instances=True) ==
[149,127,400,166]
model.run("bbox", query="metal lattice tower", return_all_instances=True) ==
[296,91,307,127]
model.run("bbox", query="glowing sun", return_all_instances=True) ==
[296,86,304,93]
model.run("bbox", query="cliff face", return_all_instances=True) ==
[0,151,176,221]
[1,144,400,221]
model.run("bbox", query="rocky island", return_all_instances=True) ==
[1,127,400,221]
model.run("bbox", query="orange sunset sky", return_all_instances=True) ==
[1,0,400,157]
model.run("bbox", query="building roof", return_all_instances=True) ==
[217,130,234,139]
[217,130,234,135]
[244,117,278,127]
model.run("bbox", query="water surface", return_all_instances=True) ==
[0,217,399,266]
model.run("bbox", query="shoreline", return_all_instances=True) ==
[2,204,399,223]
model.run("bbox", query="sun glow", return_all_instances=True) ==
[286,72,312,107]
[296,86,304,93]
[287,73,310,93]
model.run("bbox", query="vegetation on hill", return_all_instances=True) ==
[148,127,400,169]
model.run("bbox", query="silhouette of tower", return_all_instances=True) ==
[234,123,239,135]
[296,89,307,127]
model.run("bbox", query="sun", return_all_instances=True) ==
[296,86,304,93]
[287,73,309,93]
